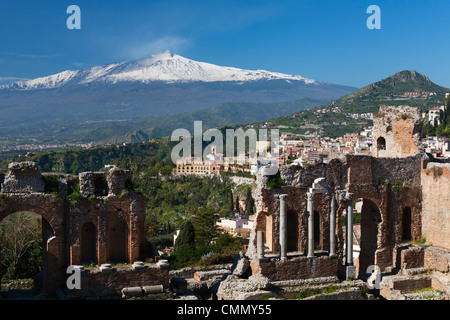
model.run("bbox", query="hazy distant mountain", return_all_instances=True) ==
[76,97,330,144]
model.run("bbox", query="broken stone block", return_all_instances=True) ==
[100,264,113,273]
[131,261,147,271]
[121,286,143,298]
[194,269,230,282]
[157,259,170,270]
[107,167,132,195]
[1,161,45,193]
[231,252,250,277]
[170,277,188,293]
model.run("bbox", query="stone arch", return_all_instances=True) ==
[81,222,97,264]
[254,211,273,253]
[108,219,129,263]
[401,206,412,241]
[359,198,382,275]
[0,199,63,295]
[377,137,386,151]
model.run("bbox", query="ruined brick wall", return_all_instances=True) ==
[421,162,450,249]
[68,194,150,266]
[69,264,169,298]
[0,193,67,294]
[1,162,45,193]
[393,245,425,270]
[250,256,339,281]
[346,154,423,271]
[0,162,153,295]
[424,246,450,273]
[371,106,422,158]
[248,151,426,280]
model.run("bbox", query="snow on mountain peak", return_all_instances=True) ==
[0,52,318,90]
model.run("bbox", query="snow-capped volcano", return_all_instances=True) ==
[0,51,317,90]
[0,51,356,141]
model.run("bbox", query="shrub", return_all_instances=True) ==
[266,173,286,189]
[43,175,59,194]
[430,166,443,179]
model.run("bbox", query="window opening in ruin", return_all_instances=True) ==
[93,174,109,197]
[377,137,386,151]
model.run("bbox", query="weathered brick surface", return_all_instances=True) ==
[1,161,45,193]
[371,106,422,158]
[0,162,152,295]
[251,256,339,281]
[70,264,169,298]
[421,163,450,249]
[398,246,425,269]
[424,246,450,273]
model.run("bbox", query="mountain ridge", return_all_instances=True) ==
[0,52,355,145]
[0,51,320,91]
[328,70,449,113]
[251,70,450,139]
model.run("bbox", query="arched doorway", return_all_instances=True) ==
[377,137,386,151]
[359,199,382,275]
[0,211,54,294]
[402,207,412,241]
[81,222,97,264]
[109,220,129,263]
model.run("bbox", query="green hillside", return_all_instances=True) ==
[75,97,330,144]
[255,70,450,138]
[328,70,448,113]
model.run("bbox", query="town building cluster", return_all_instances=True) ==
[175,94,450,177]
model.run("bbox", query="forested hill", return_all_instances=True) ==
[325,70,449,113]
[0,138,176,175]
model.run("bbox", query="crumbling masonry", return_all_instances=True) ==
[244,106,449,298]
[0,105,449,299]
[0,164,165,295]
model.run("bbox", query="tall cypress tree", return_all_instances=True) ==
[245,187,255,218]
[192,207,218,250]
[174,219,195,251]
[229,189,234,213]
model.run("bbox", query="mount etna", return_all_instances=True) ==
[0,52,355,145]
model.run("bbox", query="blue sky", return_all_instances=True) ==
[0,0,449,88]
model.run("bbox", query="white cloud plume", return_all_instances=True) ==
[126,36,191,60]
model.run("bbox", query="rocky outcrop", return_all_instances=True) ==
[216,274,270,300]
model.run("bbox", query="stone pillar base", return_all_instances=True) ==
[345,265,357,280]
